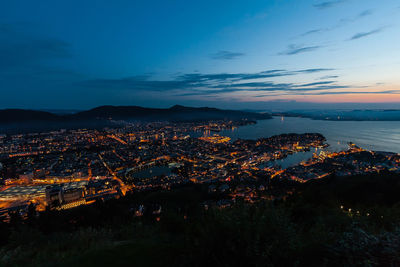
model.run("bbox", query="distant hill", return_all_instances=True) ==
[0,109,61,124]
[71,105,271,121]
[0,105,271,132]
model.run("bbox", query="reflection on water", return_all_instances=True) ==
[218,116,400,153]
[130,166,171,179]
[275,150,316,169]
[259,149,320,169]
[189,117,400,169]
[215,116,400,168]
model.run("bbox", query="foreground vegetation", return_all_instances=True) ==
[2,172,400,266]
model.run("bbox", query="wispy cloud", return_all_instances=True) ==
[80,76,192,92]
[313,0,346,10]
[298,90,399,96]
[320,75,339,79]
[295,81,336,87]
[81,68,335,95]
[358,9,374,17]
[299,9,374,38]
[0,23,72,70]
[0,22,82,92]
[80,68,396,98]
[254,90,399,98]
[296,68,334,73]
[349,27,385,40]
[279,45,321,55]
[301,29,325,37]
[210,50,245,60]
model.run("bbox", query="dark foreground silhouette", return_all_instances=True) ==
[1,172,400,266]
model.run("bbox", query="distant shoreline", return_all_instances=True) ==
[272,110,400,121]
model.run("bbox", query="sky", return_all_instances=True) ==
[0,0,400,110]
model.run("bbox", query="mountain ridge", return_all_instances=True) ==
[0,105,271,124]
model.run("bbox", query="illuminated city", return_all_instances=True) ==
[2,120,400,220]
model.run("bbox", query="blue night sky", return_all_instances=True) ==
[1,0,400,110]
